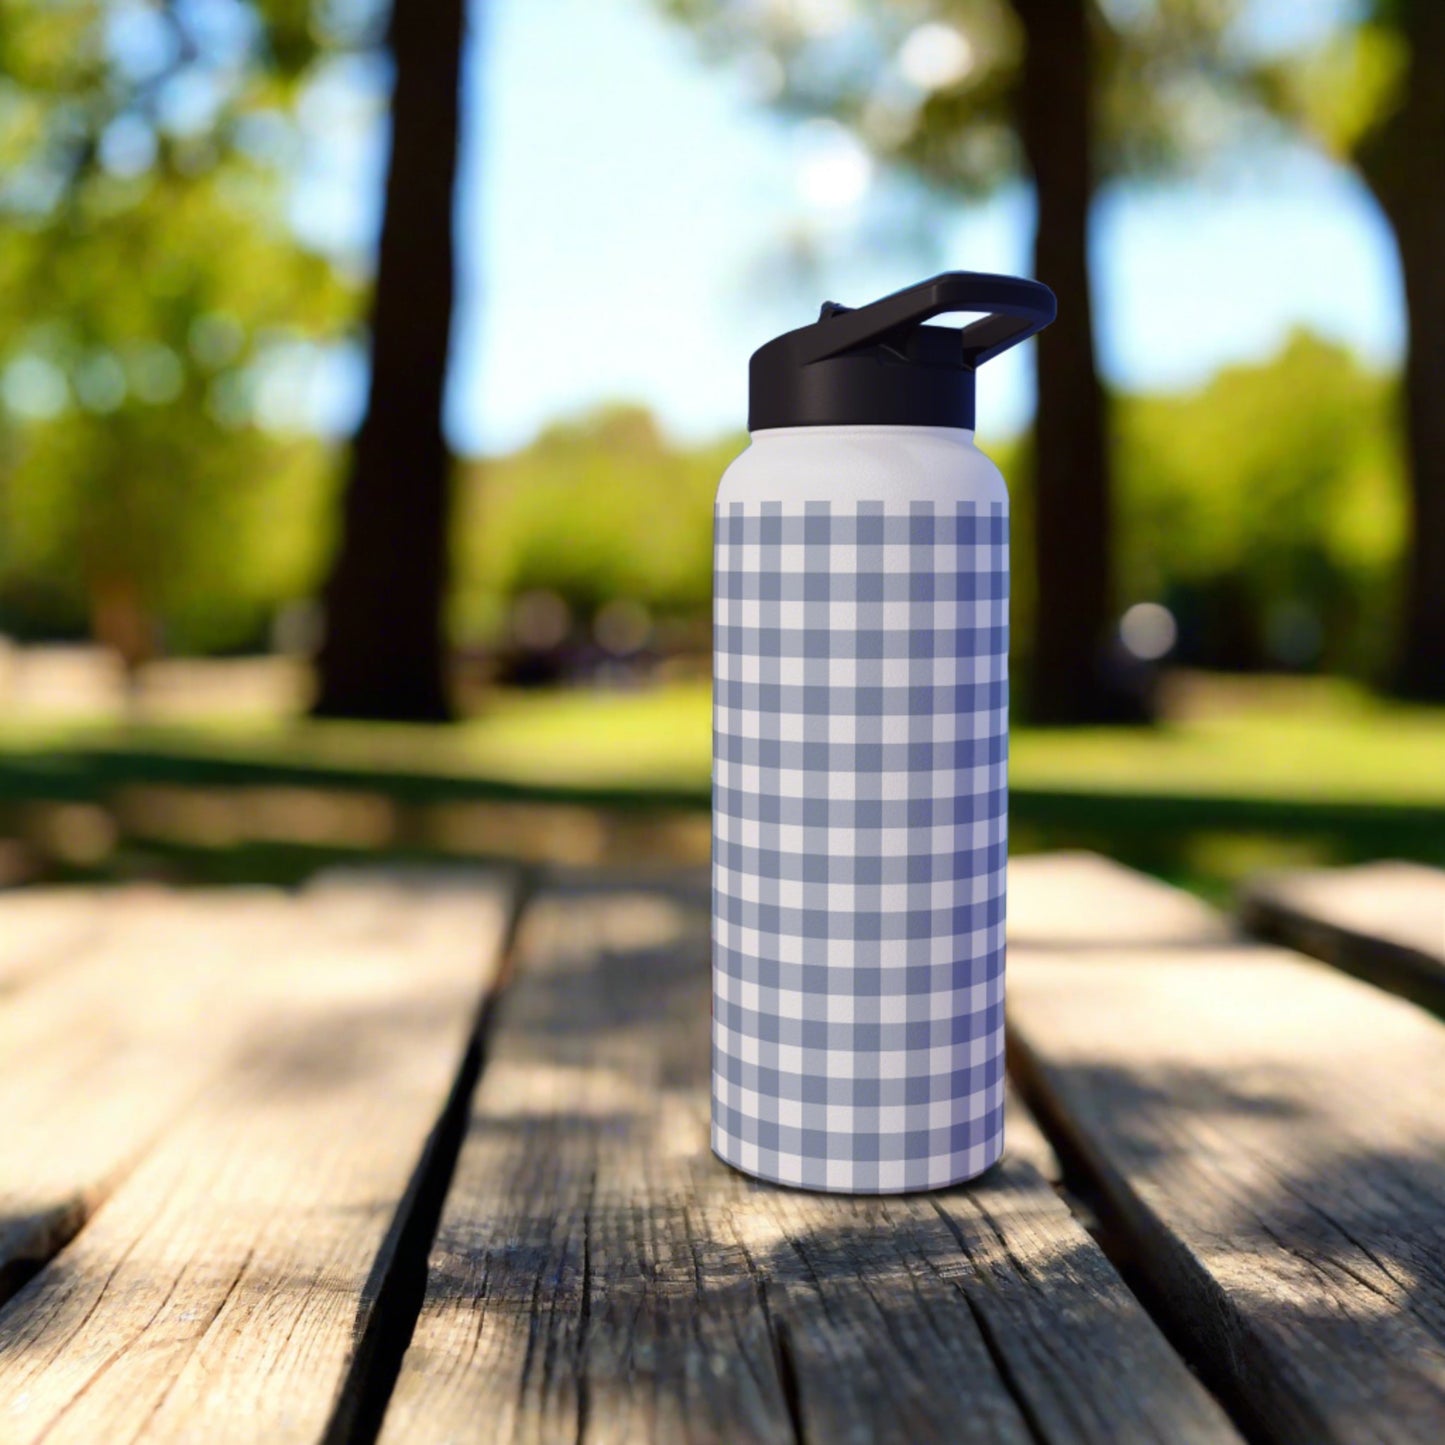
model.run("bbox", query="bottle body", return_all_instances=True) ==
[712,425,1008,1193]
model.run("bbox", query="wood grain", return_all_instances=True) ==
[0,871,512,1445]
[0,888,292,1298]
[0,886,112,993]
[1009,851,1232,949]
[1009,863,1445,1445]
[1239,861,1445,1014]
[382,881,1237,1445]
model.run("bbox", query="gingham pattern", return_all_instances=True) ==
[712,498,1007,1193]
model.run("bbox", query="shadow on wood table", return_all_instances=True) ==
[1,855,1443,1443]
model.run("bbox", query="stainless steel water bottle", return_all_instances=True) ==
[711,272,1056,1193]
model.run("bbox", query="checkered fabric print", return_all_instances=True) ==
[712,498,1008,1193]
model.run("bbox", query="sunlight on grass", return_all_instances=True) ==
[0,674,1441,805]
[446,678,1445,804]
[1013,702,1445,804]
[451,685,712,788]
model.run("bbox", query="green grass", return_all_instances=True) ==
[3,674,1441,895]
[1015,685,1445,805]
[1,674,1443,804]
[0,685,712,794]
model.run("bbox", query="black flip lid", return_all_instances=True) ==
[748,271,1056,431]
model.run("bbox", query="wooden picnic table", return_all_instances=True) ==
[0,852,1441,1443]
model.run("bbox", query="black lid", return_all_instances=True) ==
[748,271,1056,431]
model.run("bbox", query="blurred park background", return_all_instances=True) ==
[0,0,1441,897]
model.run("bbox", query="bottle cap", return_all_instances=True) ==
[748,271,1056,431]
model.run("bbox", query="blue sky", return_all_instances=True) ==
[306,0,1403,455]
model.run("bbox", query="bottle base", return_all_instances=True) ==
[711,1133,1004,1195]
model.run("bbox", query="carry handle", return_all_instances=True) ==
[802,271,1056,368]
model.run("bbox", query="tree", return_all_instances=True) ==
[1012,0,1112,719]
[1116,331,1402,675]
[312,0,468,720]
[0,0,358,667]
[1255,3,1445,698]
[452,405,734,644]
[658,0,1223,721]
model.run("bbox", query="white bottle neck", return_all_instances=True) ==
[748,424,977,444]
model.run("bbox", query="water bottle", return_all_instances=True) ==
[712,272,1056,1193]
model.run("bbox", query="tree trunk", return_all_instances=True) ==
[313,0,468,720]
[1362,1,1445,701]
[90,572,155,680]
[1013,0,1135,722]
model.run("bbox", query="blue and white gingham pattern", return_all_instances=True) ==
[712,498,1008,1193]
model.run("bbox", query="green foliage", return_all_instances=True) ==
[655,0,1254,200]
[0,0,363,655]
[1251,20,1407,166]
[451,334,1404,680]
[1115,332,1403,672]
[451,406,741,641]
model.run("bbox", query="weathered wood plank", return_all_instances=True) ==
[1008,860,1445,1445]
[0,871,512,1445]
[1009,851,1231,948]
[0,888,293,1296]
[1239,861,1445,1014]
[0,886,111,993]
[382,881,1238,1445]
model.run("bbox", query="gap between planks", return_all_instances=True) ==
[1238,861,1445,1018]
[378,874,1238,1445]
[322,865,537,1445]
[1006,853,1445,1445]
